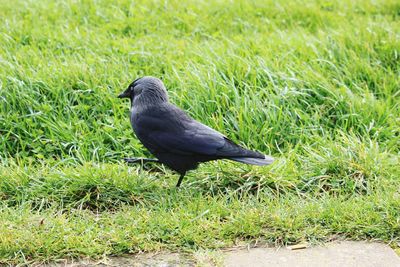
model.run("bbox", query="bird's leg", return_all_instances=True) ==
[176,172,186,188]
[123,157,160,164]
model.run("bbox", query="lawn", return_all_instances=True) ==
[0,0,399,265]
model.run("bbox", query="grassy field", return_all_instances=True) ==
[0,0,399,264]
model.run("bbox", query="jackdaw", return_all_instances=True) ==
[118,76,274,187]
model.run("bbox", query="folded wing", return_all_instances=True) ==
[133,104,273,165]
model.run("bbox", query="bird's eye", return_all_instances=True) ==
[130,86,135,93]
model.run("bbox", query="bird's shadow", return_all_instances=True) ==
[124,161,285,200]
[66,174,280,213]
[18,164,282,213]
[185,173,285,198]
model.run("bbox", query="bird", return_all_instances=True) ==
[118,76,274,187]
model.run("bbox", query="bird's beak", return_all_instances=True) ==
[117,88,130,99]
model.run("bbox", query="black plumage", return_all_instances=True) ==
[118,76,274,187]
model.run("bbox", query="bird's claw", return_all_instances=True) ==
[123,158,159,164]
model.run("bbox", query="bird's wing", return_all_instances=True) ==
[133,105,262,158]
[150,121,233,155]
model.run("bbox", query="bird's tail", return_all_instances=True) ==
[229,155,274,166]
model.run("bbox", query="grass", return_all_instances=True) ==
[0,0,399,264]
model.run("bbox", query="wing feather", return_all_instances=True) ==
[132,103,263,158]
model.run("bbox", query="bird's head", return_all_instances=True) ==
[118,76,169,106]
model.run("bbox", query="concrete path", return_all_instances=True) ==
[224,241,400,267]
[53,241,400,267]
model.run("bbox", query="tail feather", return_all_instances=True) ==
[229,155,274,166]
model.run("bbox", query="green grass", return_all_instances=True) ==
[0,0,399,264]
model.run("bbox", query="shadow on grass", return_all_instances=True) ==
[0,156,377,213]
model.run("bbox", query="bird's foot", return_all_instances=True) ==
[176,173,186,187]
[123,157,160,164]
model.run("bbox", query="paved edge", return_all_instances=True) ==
[43,241,400,267]
[224,241,400,267]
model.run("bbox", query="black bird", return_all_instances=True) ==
[118,76,274,187]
